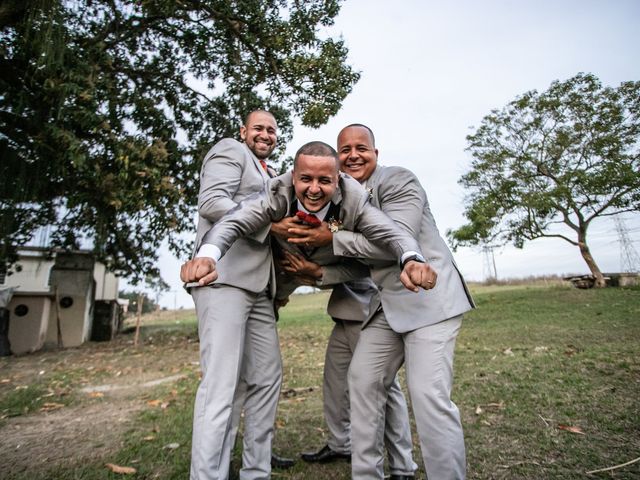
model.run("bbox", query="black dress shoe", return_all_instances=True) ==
[389,475,415,480]
[301,444,351,463]
[271,453,295,469]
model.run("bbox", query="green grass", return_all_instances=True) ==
[3,285,640,479]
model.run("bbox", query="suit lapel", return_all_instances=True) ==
[243,143,271,181]
[366,166,383,208]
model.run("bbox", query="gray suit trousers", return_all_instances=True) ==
[349,311,465,480]
[324,320,417,475]
[190,286,282,480]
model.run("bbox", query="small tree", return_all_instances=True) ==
[448,73,640,287]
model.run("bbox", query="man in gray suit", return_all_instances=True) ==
[276,253,418,479]
[188,110,283,480]
[290,124,475,479]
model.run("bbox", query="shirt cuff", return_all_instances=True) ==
[197,244,221,262]
[401,251,423,264]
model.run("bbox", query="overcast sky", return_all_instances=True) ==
[155,0,640,309]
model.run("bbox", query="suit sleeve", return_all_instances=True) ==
[198,139,244,223]
[333,168,424,261]
[202,179,290,257]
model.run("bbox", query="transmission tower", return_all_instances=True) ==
[614,216,640,273]
[482,245,498,281]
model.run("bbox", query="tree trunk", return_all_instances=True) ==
[578,235,606,288]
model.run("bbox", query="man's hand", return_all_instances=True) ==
[281,251,323,280]
[274,296,290,311]
[399,261,437,293]
[180,257,218,286]
[270,216,302,239]
[286,221,333,247]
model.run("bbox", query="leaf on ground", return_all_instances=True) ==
[476,401,504,414]
[502,347,514,356]
[147,399,162,407]
[558,424,585,435]
[88,391,104,398]
[163,442,180,450]
[143,435,156,441]
[40,402,65,412]
[105,463,137,474]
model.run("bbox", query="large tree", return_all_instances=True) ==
[448,73,640,287]
[0,0,359,281]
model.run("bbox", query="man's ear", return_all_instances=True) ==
[239,126,247,141]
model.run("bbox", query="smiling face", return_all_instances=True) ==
[240,111,277,160]
[292,154,339,213]
[337,125,378,183]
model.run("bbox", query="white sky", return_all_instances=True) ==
[155,0,640,309]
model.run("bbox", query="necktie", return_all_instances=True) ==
[259,159,268,172]
[295,211,321,227]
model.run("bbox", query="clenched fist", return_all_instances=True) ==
[180,257,218,286]
[399,261,437,293]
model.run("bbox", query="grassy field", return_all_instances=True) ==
[2,284,639,479]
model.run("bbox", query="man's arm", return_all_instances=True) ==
[337,169,436,292]
[201,178,290,257]
[333,168,425,261]
[279,251,370,286]
[181,177,291,286]
[198,139,245,223]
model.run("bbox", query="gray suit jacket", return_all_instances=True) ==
[332,165,475,333]
[194,138,274,295]
[201,172,423,289]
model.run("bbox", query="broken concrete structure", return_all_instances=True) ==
[1,248,122,354]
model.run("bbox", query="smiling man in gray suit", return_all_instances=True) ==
[188,110,283,480]
[338,124,474,480]
[289,124,475,480]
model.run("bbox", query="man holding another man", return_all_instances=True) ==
[288,124,475,479]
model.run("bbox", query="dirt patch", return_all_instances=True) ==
[0,322,200,476]
[1,400,144,474]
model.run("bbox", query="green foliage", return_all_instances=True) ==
[0,0,360,281]
[448,73,640,279]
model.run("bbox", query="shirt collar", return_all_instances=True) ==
[296,200,332,221]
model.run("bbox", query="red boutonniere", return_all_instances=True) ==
[295,211,322,227]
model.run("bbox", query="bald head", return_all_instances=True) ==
[336,124,379,183]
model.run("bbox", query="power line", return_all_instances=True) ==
[614,216,640,273]
[482,245,498,281]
